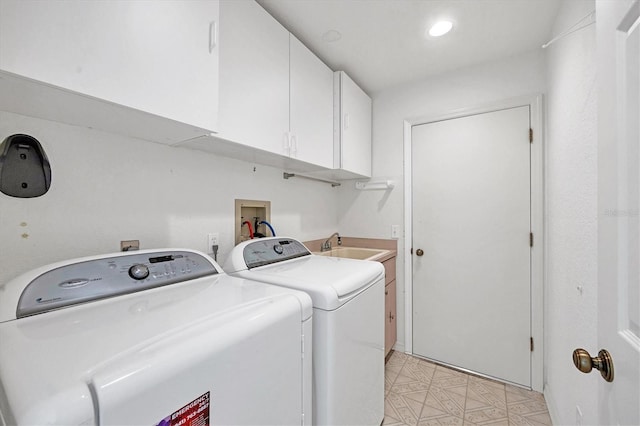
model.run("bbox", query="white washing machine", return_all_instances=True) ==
[0,248,312,426]
[224,237,385,426]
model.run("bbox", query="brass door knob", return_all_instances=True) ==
[572,348,614,382]
[416,249,424,256]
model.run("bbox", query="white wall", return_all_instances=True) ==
[0,111,339,283]
[544,0,598,424]
[338,50,547,353]
[341,1,598,423]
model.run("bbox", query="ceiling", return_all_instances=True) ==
[258,0,561,95]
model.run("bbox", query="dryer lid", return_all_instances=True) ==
[0,270,311,425]
[0,249,220,323]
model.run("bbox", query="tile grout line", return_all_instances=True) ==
[415,360,436,425]
[384,355,551,426]
[504,383,510,425]
[386,352,409,425]
[462,372,469,425]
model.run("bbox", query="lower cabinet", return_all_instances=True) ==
[385,280,397,359]
[381,256,397,359]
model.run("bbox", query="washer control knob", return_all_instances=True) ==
[273,244,284,255]
[129,264,150,280]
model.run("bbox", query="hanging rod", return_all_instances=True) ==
[283,172,341,187]
[542,10,595,48]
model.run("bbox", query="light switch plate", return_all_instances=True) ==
[391,225,400,239]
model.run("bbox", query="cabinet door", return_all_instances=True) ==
[385,280,397,357]
[218,0,289,155]
[289,35,333,168]
[338,72,372,177]
[0,0,219,131]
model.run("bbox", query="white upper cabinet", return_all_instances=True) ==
[334,71,372,178]
[218,0,289,155]
[218,0,333,168]
[0,0,219,132]
[289,35,334,169]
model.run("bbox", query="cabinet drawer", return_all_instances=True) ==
[382,257,396,285]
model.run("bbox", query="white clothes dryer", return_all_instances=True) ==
[0,248,312,426]
[224,237,385,426]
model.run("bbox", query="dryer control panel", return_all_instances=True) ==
[243,238,310,269]
[16,250,218,318]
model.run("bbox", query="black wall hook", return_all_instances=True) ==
[0,134,52,198]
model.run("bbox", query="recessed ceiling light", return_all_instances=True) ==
[428,20,453,37]
[322,29,342,43]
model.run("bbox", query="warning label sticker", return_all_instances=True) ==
[156,392,210,426]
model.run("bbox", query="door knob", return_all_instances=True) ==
[572,348,614,382]
[416,249,424,256]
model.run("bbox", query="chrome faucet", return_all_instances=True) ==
[321,232,342,251]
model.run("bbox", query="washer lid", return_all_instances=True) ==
[230,254,384,310]
[225,237,385,310]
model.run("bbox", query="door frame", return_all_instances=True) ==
[402,94,544,391]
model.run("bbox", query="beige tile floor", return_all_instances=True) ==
[384,351,552,426]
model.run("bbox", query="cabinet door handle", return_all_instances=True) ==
[283,132,291,156]
[290,134,298,157]
[209,20,218,53]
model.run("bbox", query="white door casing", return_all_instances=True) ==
[596,1,640,424]
[403,95,544,392]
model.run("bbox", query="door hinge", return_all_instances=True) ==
[529,128,533,143]
[529,232,534,247]
[530,337,534,352]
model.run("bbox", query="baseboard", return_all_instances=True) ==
[543,383,561,426]
[393,342,406,354]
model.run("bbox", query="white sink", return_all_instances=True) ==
[314,247,390,261]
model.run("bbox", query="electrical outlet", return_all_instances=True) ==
[207,233,219,252]
[391,225,400,239]
[120,240,139,251]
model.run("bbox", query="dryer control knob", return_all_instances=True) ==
[273,244,284,255]
[129,264,150,280]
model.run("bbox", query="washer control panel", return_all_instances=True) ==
[243,238,310,269]
[17,250,218,318]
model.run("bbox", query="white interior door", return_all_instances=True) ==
[412,106,531,387]
[596,1,640,424]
